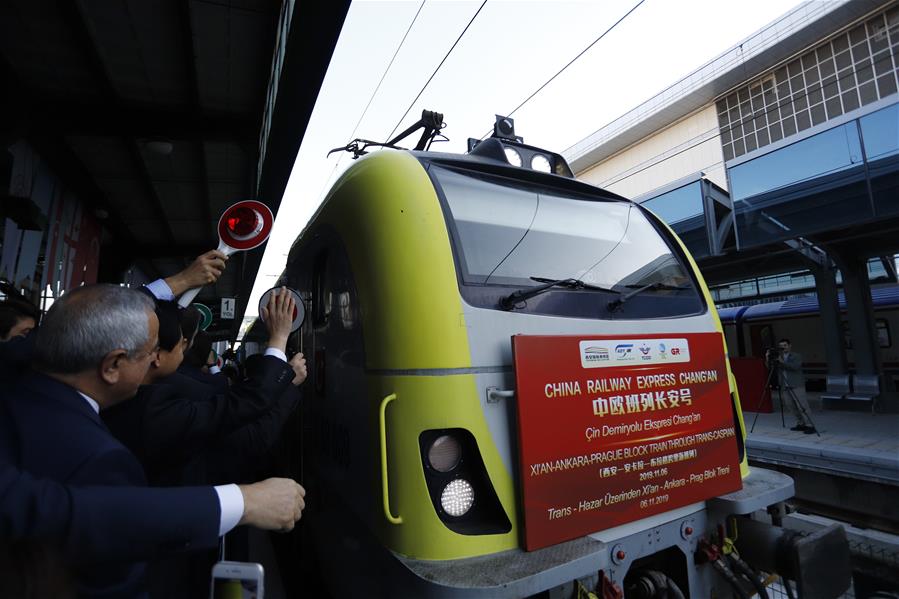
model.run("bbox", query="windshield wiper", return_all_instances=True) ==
[607,282,690,312]
[499,277,616,311]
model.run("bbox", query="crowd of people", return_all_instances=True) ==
[0,250,308,598]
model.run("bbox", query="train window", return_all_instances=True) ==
[428,164,704,319]
[841,319,891,348]
[312,250,331,327]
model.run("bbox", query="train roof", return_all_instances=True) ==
[718,285,899,323]
[411,138,633,205]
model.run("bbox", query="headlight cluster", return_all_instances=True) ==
[501,145,553,173]
[427,434,474,517]
[419,428,511,534]
[530,153,552,173]
[503,147,522,168]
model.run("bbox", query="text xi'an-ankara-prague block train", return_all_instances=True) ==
[262,113,850,598]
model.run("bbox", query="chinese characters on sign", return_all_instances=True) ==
[513,333,742,551]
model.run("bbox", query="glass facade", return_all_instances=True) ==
[717,5,899,161]
[640,181,710,257]
[730,102,898,248]
[860,102,899,216]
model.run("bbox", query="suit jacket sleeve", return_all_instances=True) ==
[67,484,220,564]
[0,466,220,564]
[0,465,73,541]
[114,355,294,466]
[220,385,300,459]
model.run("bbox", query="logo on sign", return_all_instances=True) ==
[580,338,691,369]
[582,346,610,362]
[615,344,635,360]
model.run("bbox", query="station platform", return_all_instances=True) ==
[744,395,899,486]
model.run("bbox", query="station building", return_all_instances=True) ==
[567,0,899,408]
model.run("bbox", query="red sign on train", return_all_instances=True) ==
[512,332,742,551]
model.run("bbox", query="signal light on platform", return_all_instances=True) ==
[440,479,474,517]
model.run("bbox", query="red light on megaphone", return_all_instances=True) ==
[217,200,273,251]
[180,200,275,309]
[227,206,260,237]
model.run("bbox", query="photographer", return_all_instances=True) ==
[775,338,816,434]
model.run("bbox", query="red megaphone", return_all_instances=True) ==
[179,200,274,307]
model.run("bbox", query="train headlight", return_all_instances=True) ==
[428,434,461,472]
[531,154,552,173]
[440,479,474,516]
[503,147,522,167]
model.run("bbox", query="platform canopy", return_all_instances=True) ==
[0,0,349,338]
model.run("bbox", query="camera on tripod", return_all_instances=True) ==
[764,347,783,371]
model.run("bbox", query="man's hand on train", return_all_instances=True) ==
[289,352,307,386]
[262,287,295,354]
[164,250,228,296]
[238,477,306,531]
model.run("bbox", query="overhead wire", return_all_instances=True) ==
[316,0,427,204]
[479,0,648,140]
[386,0,488,142]
[567,0,840,160]
[350,0,427,145]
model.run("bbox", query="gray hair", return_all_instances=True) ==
[33,284,155,374]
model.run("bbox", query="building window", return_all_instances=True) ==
[718,6,899,161]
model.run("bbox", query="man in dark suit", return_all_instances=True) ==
[102,289,300,485]
[0,462,306,565]
[178,330,230,394]
[5,285,171,597]
[2,393,219,560]
[4,285,306,597]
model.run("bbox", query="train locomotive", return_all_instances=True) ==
[266,114,848,598]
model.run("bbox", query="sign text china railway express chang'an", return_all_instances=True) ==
[512,333,742,551]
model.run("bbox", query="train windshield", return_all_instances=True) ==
[430,165,704,318]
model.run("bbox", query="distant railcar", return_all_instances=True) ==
[719,287,899,388]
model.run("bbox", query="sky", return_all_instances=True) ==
[238,0,802,337]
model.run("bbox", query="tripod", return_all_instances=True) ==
[750,358,820,437]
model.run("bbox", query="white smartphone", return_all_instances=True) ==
[210,561,264,599]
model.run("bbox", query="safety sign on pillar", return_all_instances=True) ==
[194,303,213,331]
[221,297,235,320]
[179,200,274,307]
